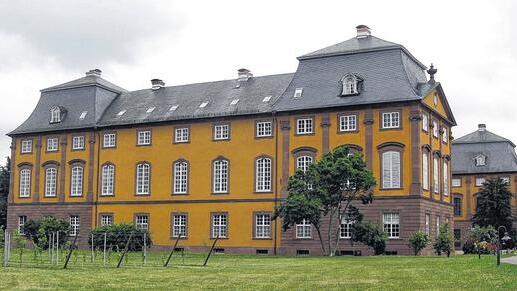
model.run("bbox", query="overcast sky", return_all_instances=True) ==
[1,0,516,160]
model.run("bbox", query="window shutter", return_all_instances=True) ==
[382,152,392,188]
[391,152,401,188]
[422,152,429,189]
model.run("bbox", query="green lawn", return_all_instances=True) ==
[1,250,516,290]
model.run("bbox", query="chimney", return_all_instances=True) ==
[237,68,253,82]
[85,69,102,77]
[356,25,371,38]
[151,79,165,90]
[478,124,486,131]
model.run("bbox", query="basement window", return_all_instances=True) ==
[256,249,269,255]
[169,105,179,111]
[294,88,303,98]
[296,250,309,256]
[230,99,239,105]
[200,101,209,108]
[262,96,272,103]
[146,107,156,113]
[116,110,126,117]
[79,111,88,120]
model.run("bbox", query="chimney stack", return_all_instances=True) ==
[478,124,486,131]
[151,79,165,90]
[356,25,371,38]
[85,69,102,77]
[237,68,253,82]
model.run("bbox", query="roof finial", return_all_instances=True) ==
[427,63,437,81]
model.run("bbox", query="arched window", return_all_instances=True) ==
[213,158,229,193]
[101,164,115,196]
[136,163,150,195]
[296,156,313,173]
[173,160,188,194]
[70,165,83,196]
[341,74,359,95]
[45,167,57,197]
[433,156,440,194]
[443,161,449,196]
[50,106,61,123]
[19,168,31,198]
[382,151,401,189]
[255,157,272,192]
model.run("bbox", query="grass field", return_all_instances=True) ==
[1,250,516,290]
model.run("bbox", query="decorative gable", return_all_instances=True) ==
[474,154,486,167]
[340,73,362,96]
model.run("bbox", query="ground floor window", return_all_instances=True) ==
[255,213,271,239]
[212,213,227,238]
[340,216,354,239]
[101,215,113,226]
[18,215,27,235]
[454,229,461,249]
[69,215,80,236]
[296,219,311,238]
[383,213,400,239]
[135,214,149,230]
[172,214,187,238]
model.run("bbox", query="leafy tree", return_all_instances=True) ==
[408,230,430,256]
[351,221,388,255]
[433,223,453,257]
[472,177,514,232]
[0,157,10,229]
[463,225,497,255]
[89,224,152,252]
[275,146,376,256]
[23,216,70,249]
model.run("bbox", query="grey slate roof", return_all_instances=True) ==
[41,74,127,93]
[452,128,517,174]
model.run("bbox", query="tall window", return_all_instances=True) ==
[383,213,400,239]
[101,164,115,196]
[256,121,272,137]
[135,214,149,230]
[69,215,80,236]
[173,161,188,194]
[436,216,440,237]
[296,118,313,134]
[433,157,439,193]
[21,140,32,153]
[255,157,272,192]
[296,156,313,173]
[172,214,187,238]
[18,215,27,235]
[103,133,116,148]
[212,214,227,238]
[422,151,429,190]
[46,137,58,152]
[382,112,400,129]
[174,128,189,143]
[72,136,85,150]
[213,159,229,193]
[50,106,61,123]
[19,168,31,197]
[137,130,151,145]
[442,128,448,143]
[45,167,57,197]
[136,163,150,195]
[382,151,401,189]
[340,216,354,239]
[101,215,113,226]
[214,124,230,140]
[70,166,83,196]
[342,76,358,95]
[425,214,430,235]
[453,197,462,216]
[255,213,271,239]
[443,161,449,196]
[339,115,357,132]
[432,121,439,137]
[296,219,311,238]
[422,114,429,132]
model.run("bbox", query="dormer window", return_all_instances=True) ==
[474,155,486,167]
[50,106,62,123]
[341,74,361,96]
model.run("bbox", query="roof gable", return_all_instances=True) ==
[421,84,456,125]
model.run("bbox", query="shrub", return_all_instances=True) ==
[352,221,388,255]
[23,216,70,249]
[89,224,152,251]
[462,240,476,254]
[408,231,429,256]
[433,223,453,257]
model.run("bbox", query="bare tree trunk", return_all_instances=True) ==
[315,227,326,256]
[327,211,334,256]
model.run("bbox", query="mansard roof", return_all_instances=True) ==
[452,125,517,174]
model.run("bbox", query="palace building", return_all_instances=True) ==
[7,25,457,255]
[451,124,517,249]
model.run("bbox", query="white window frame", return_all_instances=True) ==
[383,213,400,239]
[174,127,189,143]
[432,121,439,138]
[340,216,354,239]
[72,136,85,150]
[256,121,272,137]
[422,151,429,190]
[255,213,271,239]
[21,139,32,153]
[212,214,227,238]
[475,155,486,166]
[296,219,311,238]
[443,161,449,196]
[442,128,448,143]
[101,164,115,196]
[18,215,27,235]
[339,115,357,132]
[214,124,230,140]
[422,114,429,132]
[103,133,116,148]
[101,215,113,226]
[172,214,187,238]
[136,163,150,195]
[46,137,59,152]
[173,161,188,194]
[255,157,272,192]
[296,118,313,135]
[137,130,151,145]
[436,216,440,238]
[342,76,358,95]
[433,157,439,193]
[382,151,401,189]
[425,213,430,235]
[70,165,83,196]
[382,112,400,129]
[19,168,31,198]
[475,177,485,187]
[452,178,461,187]
[213,159,229,193]
[45,167,57,197]
[135,215,149,230]
[294,88,303,98]
[296,156,313,173]
[50,107,61,123]
[69,215,80,236]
